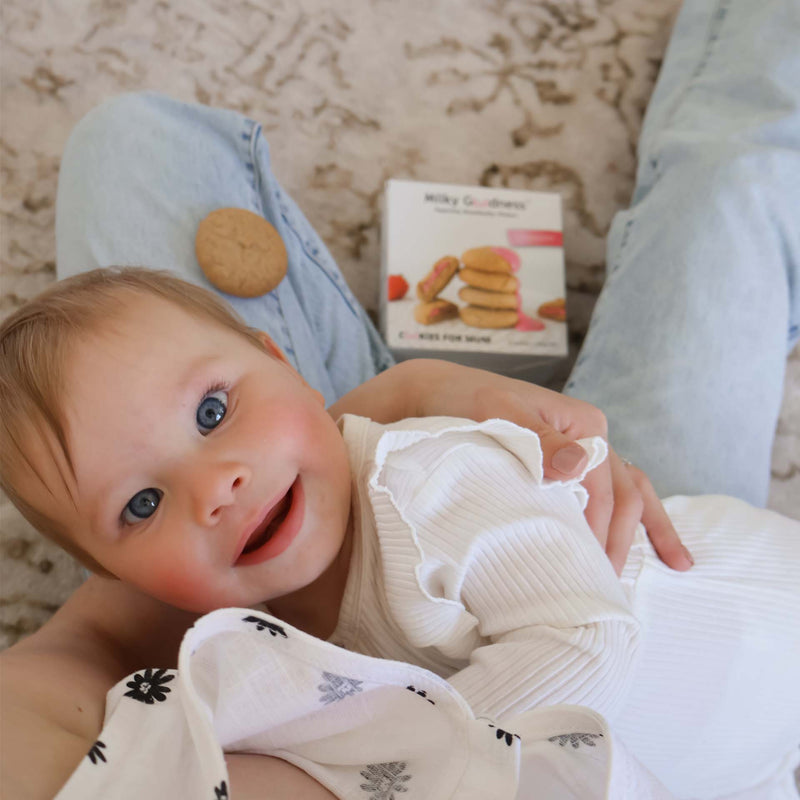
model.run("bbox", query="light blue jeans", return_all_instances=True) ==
[56,0,799,507]
[564,0,800,506]
[56,98,394,408]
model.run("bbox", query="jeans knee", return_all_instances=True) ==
[61,92,168,169]
[660,137,797,208]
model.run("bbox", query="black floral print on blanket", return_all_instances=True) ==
[123,668,175,704]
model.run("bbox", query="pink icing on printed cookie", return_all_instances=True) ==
[490,247,521,272]
[422,258,453,292]
[515,312,545,332]
[514,287,546,331]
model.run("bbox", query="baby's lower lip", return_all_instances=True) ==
[241,490,292,555]
[235,478,304,567]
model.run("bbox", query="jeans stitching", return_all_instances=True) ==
[656,0,733,144]
[641,0,732,191]
[609,4,732,295]
[245,119,297,361]
[277,198,361,318]
[249,126,361,319]
[685,0,731,88]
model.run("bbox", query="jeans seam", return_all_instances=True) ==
[248,125,361,320]
[609,3,732,292]
[659,0,732,137]
[245,119,297,361]
[245,119,263,208]
[683,0,732,93]
[642,0,733,189]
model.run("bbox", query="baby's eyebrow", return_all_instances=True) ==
[178,355,222,390]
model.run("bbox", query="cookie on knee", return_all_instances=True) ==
[196,207,288,298]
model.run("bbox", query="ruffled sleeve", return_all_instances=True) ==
[360,416,641,722]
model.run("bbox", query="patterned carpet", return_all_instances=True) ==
[2,0,798,653]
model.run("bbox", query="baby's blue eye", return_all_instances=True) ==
[122,488,162,524]
[196,390,228,433]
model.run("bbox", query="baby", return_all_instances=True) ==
[2,267,799,800]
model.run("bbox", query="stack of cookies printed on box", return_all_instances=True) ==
[414,246,564,330]
[457,247,521,329]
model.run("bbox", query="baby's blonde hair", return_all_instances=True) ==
[0,267,270,575]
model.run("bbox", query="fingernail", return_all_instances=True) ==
[682,545,694,566]
[552,445,586,475]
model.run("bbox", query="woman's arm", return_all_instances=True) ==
[329,358,691,573]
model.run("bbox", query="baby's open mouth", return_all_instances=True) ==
[241,484,294,556]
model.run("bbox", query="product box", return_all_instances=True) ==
[380,179,568,378]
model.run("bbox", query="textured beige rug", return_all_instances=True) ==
[2,0,799,653]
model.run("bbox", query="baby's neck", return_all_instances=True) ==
[265,514,354,640]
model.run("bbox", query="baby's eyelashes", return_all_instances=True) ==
[122,487,162,525]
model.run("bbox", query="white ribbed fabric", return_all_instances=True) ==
[334,415,800,800]
[615,495,800,799]
[334,414,640,724]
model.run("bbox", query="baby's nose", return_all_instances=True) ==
[191,461,250,525]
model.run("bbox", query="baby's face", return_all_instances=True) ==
[21,293,352,613]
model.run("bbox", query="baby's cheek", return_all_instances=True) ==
[143,558,214,613]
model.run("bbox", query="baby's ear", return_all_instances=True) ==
[255,330,290,364]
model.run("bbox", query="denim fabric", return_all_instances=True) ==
[565,0,800,505]
[55,93,394,408]
[55,0,800,504]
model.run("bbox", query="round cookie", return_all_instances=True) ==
[460,306,518,329]
[459,268,518,293]
[458,286,518,310]
[461,246,517,274]
[414,299,459,325]
[195,208,288,298]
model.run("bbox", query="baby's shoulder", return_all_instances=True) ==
[0,636,107,799]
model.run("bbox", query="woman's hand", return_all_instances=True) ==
[330,359,693,574]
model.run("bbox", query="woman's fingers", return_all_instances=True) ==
[579,460,613,552]
[531,424,589,479]
[603,450,644,575]
[628,464,694,571]
[602,452,694,574]
[511,415,693,575]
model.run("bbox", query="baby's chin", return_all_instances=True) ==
[134,573,318,617]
